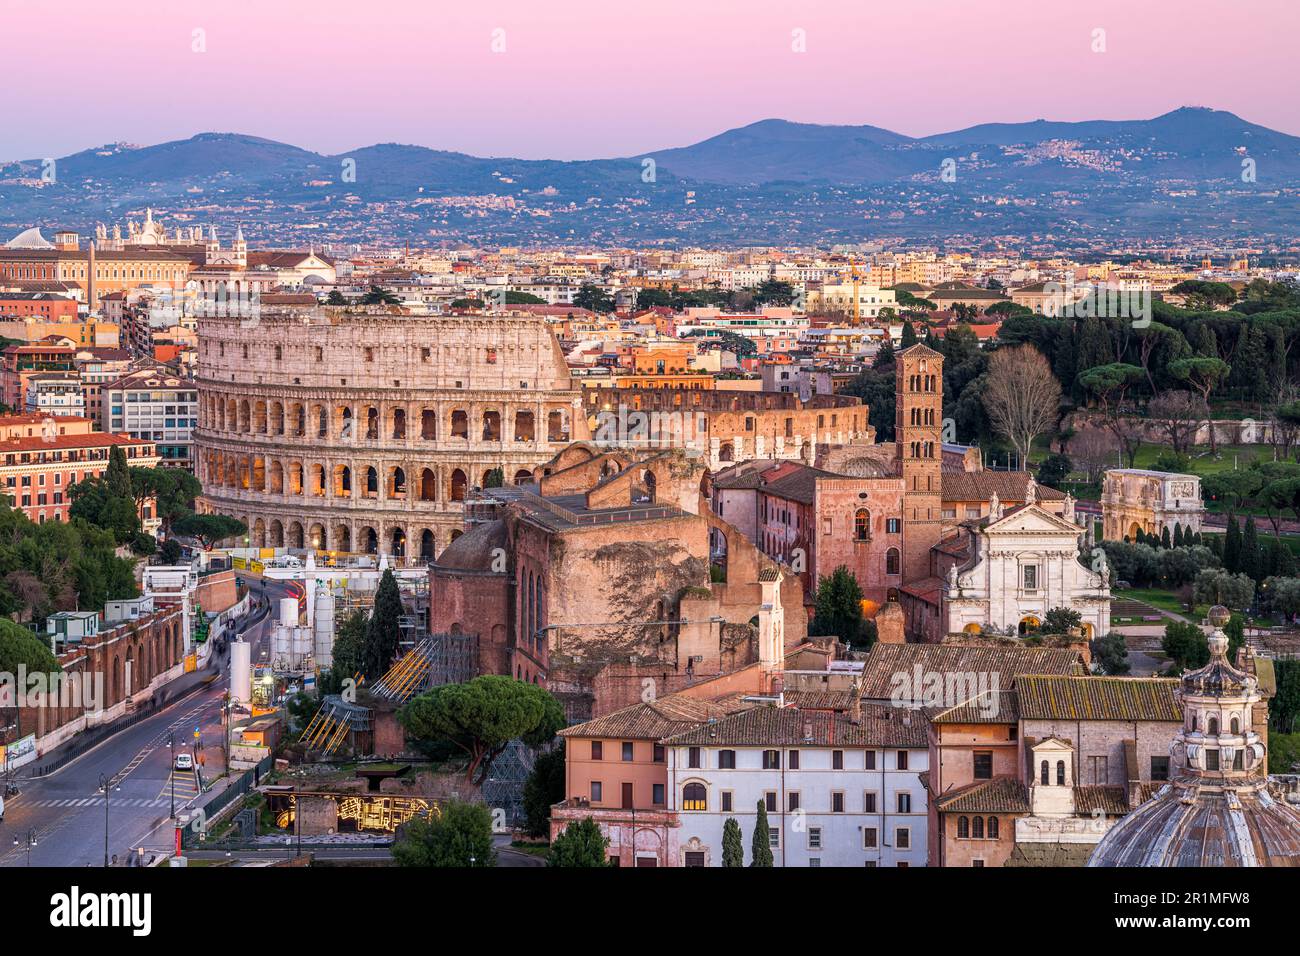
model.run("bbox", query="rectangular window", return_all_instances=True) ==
[1206,749,1220,771]
[590,781,602,802]
[808,828,822,850]
[973,751,992,779]
[764,792,777,813]
[897,793,912,814]
[768,830,779,849]
[621,742,634,762]
[832,750,843,770]
[762,750,781,770]
[788,792,800,812]
[886,518,901,534]
[688,746,701,769]
[718,749,736,769]
[653,743,665,763]
[831,791,845,813]
[591,741,603,760]
[788,750,800,770]
[865,751,877,770]
[721,791,733,813]
[897,750,909,771]
[863,791,877,813]
[896,828,911,849]
[1150,756,1170,781]
[1023,565,1039,590]
[653,784,665,805]
[863,828,878,849]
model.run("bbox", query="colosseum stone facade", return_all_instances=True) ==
[195,308,589,562]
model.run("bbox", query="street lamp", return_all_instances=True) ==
[169,732,176,818]
[98,773,118,868]
[12,828,36,866]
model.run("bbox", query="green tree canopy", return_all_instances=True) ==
[399,675,565,782]
[548,817,610,867]
[392,801,496,867]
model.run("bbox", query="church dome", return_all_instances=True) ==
[432,520,507,573]
[1089,606,1300,867]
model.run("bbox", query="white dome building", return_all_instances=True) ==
[1088,606,1300,867]
[4,226,55,249]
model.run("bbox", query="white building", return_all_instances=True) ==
[663,704,930,867]
[808,283,897,319]
[1101,468,1204,543]
[944,484,1111,640]
[102,367,199,469]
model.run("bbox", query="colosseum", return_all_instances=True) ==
[195,307,590,562]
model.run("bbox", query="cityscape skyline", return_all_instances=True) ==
[2,0,1298,160]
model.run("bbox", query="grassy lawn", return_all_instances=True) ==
[510,841,551,858]
[1121,588,1205,620]
[1126,443,1275,475]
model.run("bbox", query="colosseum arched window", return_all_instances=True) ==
[364,467,378,498]
[547,410,566,442]
[334,465,352,497]
[451,410,468,439]
[390,527,406,557]
[419,468,437,501]
[310,464,325,497]
[288,521,304,549]
[252,457,266,491]
[254,401,267,434]
[360,526,378,554]
[289,462,303,495]
[238,400,250,433]
[270,520,284,547]
[420,529,435,562]
[334,525,351,552]
[269,461,284,493]
[514,469,532,485]
[515,411,534,442]
[392,408,407,440]
[450,469,467,502]
[309,523,327,550]
[313,405,328,439]
[390,467,407,498]
[270,402,284,435]
[338,407,353,440]
[483,410,501,441]
[366,407,379,440]
[421,409,436,440]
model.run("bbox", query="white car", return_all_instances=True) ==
[174,753,194,772]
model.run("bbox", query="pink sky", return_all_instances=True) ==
[3,0,1296,160]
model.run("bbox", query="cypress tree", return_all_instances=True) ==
[105,445,133,499]
[750,800,774,867]
[364,568,404,678]
[1173,524,1185,548]
[1224,515,1241,573]
[900,320,918,348]
[1241,518,1260,583]
[722,818,744,867]
[1161,526,1172,549]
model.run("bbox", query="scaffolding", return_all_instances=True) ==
[369,632,480,702]
[301,696,372,756]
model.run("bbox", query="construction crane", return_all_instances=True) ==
[849,258,861,327]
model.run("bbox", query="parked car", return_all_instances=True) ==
[174,753,194,772]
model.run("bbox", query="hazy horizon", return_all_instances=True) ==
[2,0,1296,160]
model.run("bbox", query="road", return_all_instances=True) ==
[0,577,289,867]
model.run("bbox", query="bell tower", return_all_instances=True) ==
[895,344,944,582]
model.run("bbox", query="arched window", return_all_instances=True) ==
[957,816,970,839]
[1040,760,1049,785]
[682,783,707,811]
[1056,760,1066,786]
[854,509,870,541]
[450,468,467,502]
[886,548,901,576]
[987,816,999,839]
[1208,717,1219,736]
[971,816,984,839]
[1230,716,1240,735]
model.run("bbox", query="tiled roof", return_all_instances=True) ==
[1073,785,1130,816]
[662,702,928,749]
[1014,675,1183,722]
[933,776,1030,814]
[858,643,1083,701]
[926,689,1019,724]
[782,690,854,711]
[941,471,1065,502]
[558,695,731,740]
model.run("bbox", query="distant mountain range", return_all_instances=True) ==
[2,108,1298,247]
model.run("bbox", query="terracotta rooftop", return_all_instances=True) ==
[858,643,1083,702]
[1015,675,1183,723]
[932,776,1030,814]
[942,471,1066,502]
[558,695,735,740]
[662,702,928,749]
